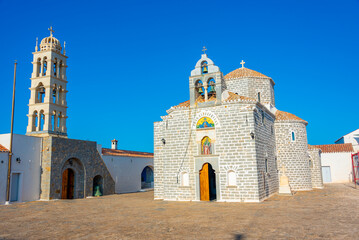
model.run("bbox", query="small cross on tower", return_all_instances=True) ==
[240,60,245,68]
[48,26,54,37]
[202,46,207,54]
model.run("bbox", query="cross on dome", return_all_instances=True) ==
[48,26,54,37]
[240,60,245,68]
[202,46,207,54]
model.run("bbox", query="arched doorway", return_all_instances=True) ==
[141,166,154,189]
[93,175,103,197]
[61,168,75,199]
[199,163,216,201]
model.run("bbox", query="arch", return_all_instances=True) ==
[42,57,47,76]
[36,58,42,77]
[36,83,45,103]
[181,172,189,186]
[61,158,85,199]
[53,58,57,77]
[227,170,236,186]
[201,61,208,74]
[51,110,56,131]
[201,136,212,155]
[207,78,216,97]
[195,79,204,98]
[141,166,154,189]
[52,84,57,104]
[39,110,45,131]
[32,111,38,131]
[93,175,103,196]
[199,163,216,201]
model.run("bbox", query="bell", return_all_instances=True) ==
[203,66,208,73]
[198,87,203,94]
[94,185,102,197]
[209,86,215,93]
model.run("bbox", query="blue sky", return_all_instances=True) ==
[0,0,358,152]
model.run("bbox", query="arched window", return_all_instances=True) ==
[36,58,41,77]
[36,84,45,103]
[181,172,189,186]
[201,61,208,74]
[58,112,62,130]
[39,110,45,131]
[207,78,216,97]
[265,159,268,173]
[33,111,38,131]
[227,170,236,186]
[195,80,204,98]
[201,136,212,155]
[58,86,63,104]
[291,131,296,141]
[309,159,313,169]
[42,57,47,76]
[258,92,261,102]
[53,59,57,77]
[52,85,57,104]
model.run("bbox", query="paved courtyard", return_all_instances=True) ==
[0,184,358,240]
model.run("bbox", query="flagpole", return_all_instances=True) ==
[5,60,17,205]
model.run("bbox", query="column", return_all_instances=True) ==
[43,112,51,131]
[36,114,41,131]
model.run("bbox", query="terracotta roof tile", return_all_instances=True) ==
[102,148,153,158]
[0,144,9,152]
[275,110,307,123]
[172,92,256,109]
[224,67,269,80]
[309,143,354,153]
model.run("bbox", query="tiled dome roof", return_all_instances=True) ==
[275,110,307,123]
[224,67,269,80]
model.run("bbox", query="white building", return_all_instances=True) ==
[101,139,154,194]
[0,134,42,203]
[311,143,354,183]
[335,129,359,152]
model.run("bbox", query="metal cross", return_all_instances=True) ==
[48,26,54,37]
[202,46,207,54]
[240,60,245,68]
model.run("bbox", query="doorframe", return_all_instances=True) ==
[10,171,23,202]
[62,167,76,199]
[195,157,220,201]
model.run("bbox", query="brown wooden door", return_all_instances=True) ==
[61,169,69,199]
[61,168,75,199]
[67,169,74,199]
[200,163,210,201]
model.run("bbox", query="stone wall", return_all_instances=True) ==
[154,100,279,202]
[274,121,312,191]
[308,148,324,188]
[225,77,275,106]
[40,137,115,200]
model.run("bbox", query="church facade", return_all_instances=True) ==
[154,52,323,202]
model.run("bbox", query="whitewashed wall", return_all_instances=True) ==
[0,134,42,203]
[102,152,153,194]
[321,152,354,183]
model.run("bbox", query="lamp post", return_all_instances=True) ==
[5,60,17,205]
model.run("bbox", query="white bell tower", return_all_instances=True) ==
[26,27,68,138]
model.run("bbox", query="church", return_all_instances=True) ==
[154,50,323,202]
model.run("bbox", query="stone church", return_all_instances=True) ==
[154,51,323,202]
[25,28,115,200]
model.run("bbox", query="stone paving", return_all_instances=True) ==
[0,184,358,240]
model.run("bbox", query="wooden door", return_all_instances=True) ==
[68,169,74,199]
[200,163,210,201]
[61,169,69,199]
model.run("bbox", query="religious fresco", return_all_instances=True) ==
[201,137,212,155]
[196,117,215,129]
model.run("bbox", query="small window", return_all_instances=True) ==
[291,131,296,141]
[265,159,268,173]
[227,170,236,186]
[262,111,265,124]
[181,172,189,186]
[309,159,313,169]
[258,92,261,102]
[271,125,274,135]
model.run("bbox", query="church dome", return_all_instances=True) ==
[40,36,62,52]
[224,67,270,80]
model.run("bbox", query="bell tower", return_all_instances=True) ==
[189,47,224,107]
[26,27,68,138]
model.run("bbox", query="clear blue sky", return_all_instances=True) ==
[0,0,358,152]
